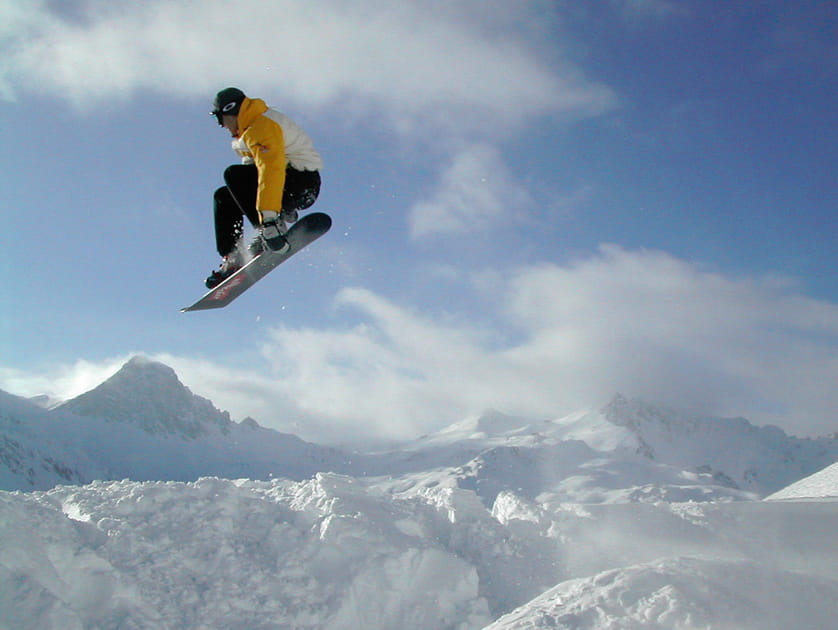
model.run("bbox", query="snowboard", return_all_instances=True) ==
[181,212,332,312]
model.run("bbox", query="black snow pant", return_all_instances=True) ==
[213,164,321,257]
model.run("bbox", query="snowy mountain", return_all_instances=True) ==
[595,394,836,494]
[0,388,101,489]
[1,358,351,490]
[56,356,233,437]
[27,393,63,409]
[379,397,838,504]
[2,357,836,502]
[2,356,838,629]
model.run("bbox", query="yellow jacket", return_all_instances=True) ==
[234,98,286,213]
[232,97,322,214]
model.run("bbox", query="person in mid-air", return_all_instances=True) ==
[206,87,323,288]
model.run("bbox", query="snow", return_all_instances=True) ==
[765,461,838,501]
[2,477,838,630]
[1,476,497,629]
[484,557,838,630]
[1,357,838,629]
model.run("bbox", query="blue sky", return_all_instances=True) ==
[1,0,836,443]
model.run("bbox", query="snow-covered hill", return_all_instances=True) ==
[765,461,838,500]
[484,556,838,630]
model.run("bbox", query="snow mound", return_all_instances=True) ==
[484,556,838,630]
[766,461,838,500]
[1,475,546,630]
[2,477,838,630]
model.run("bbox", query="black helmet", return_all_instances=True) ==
[211,87,246,124]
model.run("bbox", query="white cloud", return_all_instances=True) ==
[283,247,836,441]
[0,355,129,403]
[497,246,838,427]
[409,143,532,238]
[1,0,614,134]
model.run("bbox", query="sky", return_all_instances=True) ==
[1,0,836,444]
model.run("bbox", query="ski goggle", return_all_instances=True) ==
[211,100,240,125]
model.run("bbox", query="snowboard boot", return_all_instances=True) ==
[205,250,243,289]
[248,234,266,257]
[280,208,299,224]
[260,211,290,253]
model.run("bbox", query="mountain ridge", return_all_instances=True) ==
[1,356,836,499]
[55,356,233,437]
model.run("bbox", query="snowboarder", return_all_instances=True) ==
[206,87,323,288]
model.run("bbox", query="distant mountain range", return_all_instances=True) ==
[2,356,836,499]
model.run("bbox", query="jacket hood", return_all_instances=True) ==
[236,97,269,133]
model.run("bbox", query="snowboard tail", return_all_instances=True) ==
[182,212,331,312]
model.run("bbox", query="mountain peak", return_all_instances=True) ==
[56,356,232,437]
[117,354,179,381]
[602,394,682,430]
